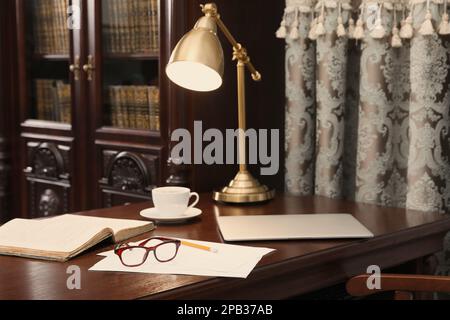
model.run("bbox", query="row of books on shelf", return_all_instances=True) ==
[32,0,70,55]
[107,85,160,131]
[103,0,159,55]
[34,79,71,123]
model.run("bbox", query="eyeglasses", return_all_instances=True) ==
[114,237,181,267]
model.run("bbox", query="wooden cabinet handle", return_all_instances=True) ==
[69,55,80,81]
[83,55,95,81]
[23,167,33,174]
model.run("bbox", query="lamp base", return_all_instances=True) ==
[213,171,275,204]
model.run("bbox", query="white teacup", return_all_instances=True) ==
[152,187,199,216]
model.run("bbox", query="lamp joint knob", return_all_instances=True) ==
[201,3,218,17]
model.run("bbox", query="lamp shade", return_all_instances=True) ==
[166,16,224,92]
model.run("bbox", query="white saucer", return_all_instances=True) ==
[140,207,202,223]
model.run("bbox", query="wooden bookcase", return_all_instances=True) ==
[1,0,285,220]
[11,0,193,218]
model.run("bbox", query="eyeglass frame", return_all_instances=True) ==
[114,237,181,267]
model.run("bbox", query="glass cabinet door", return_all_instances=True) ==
[25,0,72,124]
[100,0,160,132]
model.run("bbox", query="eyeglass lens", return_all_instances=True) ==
[120,247,148,266]
[119,239,178,266]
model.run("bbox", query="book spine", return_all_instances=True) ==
[44,80,53,121]
[142,0,152,53]
[48,0,55,53]
[51,80,60,122]
[111,87,118,126]
[155,87,160,131]
[143,86,150,129]
[136,0,144,53]
[118,86,127,128]
[55,0,62,53]
[32,1,42,54]
[150,0,159,53]
[57,82,64,123]
[58,0,67,54]
[126,86,137,129]
[35,80,43,119]
[44,0,53,53]
[66,84,72,124]
[148,86,160,131]
[111,0,119,53]
[102,0,111,53]
[127,0,136,53]
[143,86,150,130]
[108,87,118,127]
[39,0,49,54]
[118,0,130,53]
[51,0,59,54]
[57,82,71,124]
[38,0,45,53]
[64,0,70,53]
[134,86,145,129]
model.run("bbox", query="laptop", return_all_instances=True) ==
[216,214,374,242]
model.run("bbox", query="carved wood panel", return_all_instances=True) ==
[99,150,159,208]
[24,141,72,217]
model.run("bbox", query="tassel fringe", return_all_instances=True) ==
[337,16,346,37]
[353,17,364,39]
[275,2,450,41]
[289,20,300,39]
[348,18,355,39]
[315,15,326,36]
[419,10,434,36]
[276,14,287,39]
[439,13,450,35]
[391,27,402,47]
[400,15,414,39]
[371,19,386,38]
[308,17,318,40]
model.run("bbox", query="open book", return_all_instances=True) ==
[0,214,155,262]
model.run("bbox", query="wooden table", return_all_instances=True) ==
[1,194,449,300]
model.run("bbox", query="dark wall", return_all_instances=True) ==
[181,0,286,193]
[0,0,17,222]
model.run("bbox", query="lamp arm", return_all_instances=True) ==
[201,3,262,82]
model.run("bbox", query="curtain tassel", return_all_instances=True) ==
[419,1,434,36]
[276,16,287,38]
[391,26,403,47]
[419,10,434,35]
[439,13,450,34]
[353,17,364,39]
[370,4,386,39]
[353,5,365,40]
[308,16,318,40]
[400,14,414,38]
[315,15,326,36]
[315,3,326,36]
[336,3,346,37]
[289,22,300,39]
[371,19,386,38]
[391,9,402,47]
[289,10,300,40]
[348,17,355,39]
[337,17,347,37]
[439,0,450,35]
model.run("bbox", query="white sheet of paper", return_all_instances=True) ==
[89,238,275,278]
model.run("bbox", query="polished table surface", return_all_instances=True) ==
[1,194,450,300]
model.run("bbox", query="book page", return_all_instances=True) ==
[0,215,152,254]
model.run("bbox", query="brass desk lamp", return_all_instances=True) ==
[166,3,275,204]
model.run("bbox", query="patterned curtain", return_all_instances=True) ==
[279,0,450,280]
